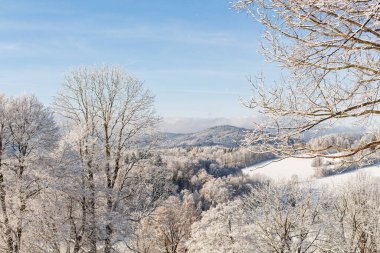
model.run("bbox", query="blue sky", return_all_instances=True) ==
[0,0,279,130]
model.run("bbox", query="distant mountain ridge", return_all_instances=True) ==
[159,125,249,148]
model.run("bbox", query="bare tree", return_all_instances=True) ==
[234,0,380,159]
[32,132,90,253]
[0,95,60,253]
[55,65,162,252]
[0,94,13,253]
[187,199,254,253]
[131,193,200,253]
[324,173,380,252]
[243,180,325,253]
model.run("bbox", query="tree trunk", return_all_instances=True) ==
[104,139,113,253]
[15,163,25,253]
[0,143,13,253]
[0,172,13,253]
[88,169,97,253]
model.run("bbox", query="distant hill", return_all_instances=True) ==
[156,124,363,149]
[159,125,249,148]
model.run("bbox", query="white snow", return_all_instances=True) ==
[243,157,380,186]
[316,164,380,186]
[244,158,315,181]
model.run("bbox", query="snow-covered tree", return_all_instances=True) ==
[243,180,326,253]
[0,95,59,253]
[54,65,166,252]
[325,173,380,252]
[130,192,200,253]
[234,0,380,159]
[187,199,254,253]
[0,94,13,253]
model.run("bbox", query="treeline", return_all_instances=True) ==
[187,173,380,253]
[0,66,378,253]
[0,66,173,253]
[307,133,380,177]
[0,66,275,253]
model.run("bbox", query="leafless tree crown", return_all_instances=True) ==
[234,0,380,158]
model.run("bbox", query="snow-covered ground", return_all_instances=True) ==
[243,157,380,186]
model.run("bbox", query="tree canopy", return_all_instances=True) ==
[234,0,380,159]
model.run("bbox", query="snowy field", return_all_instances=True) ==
[243,157,380,186]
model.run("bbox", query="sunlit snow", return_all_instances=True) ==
[243,157,380,185]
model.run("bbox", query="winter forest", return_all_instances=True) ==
[3,0,380,252]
